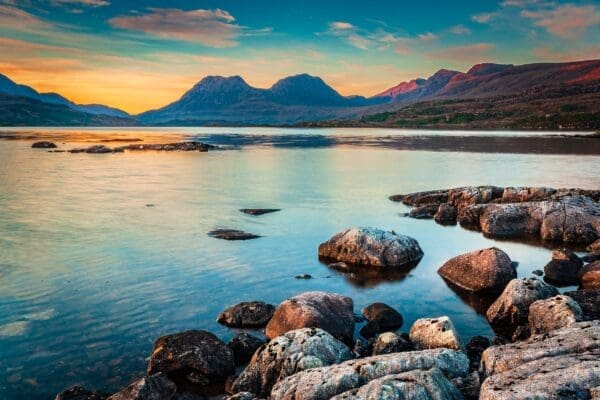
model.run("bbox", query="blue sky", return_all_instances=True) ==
[0,0,598,112]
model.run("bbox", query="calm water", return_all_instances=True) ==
[0,128,599,400]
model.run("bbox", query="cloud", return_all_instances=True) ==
[0,4,47,28]
[448,24,471,35]
[471,12,498,23]
[427,43,496,62]
[533,45,600,61]
[322,21,420,53]
[418,32,438,42]
[109,8,244,47]
[50,0,110,7]
[521,4,600,39]
[330,21,355,30]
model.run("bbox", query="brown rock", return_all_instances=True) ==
[501,186,556,203]
[580,261,600,289]
[544,248,583,285]
[528,295,583,334]
[409,316,463,351]
[217,302,275,328]
[434,203,458,224]
[208,229,261,241]
[32,141,57,149]
[588,239,600,252]
[408,203,439,219]
[361,302,403,331]
[107,373,176,400]
[228,333,265,365]
[371,332,413,355]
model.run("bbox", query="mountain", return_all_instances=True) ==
[0,73,129,118]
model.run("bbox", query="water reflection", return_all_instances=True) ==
[321,259,420,288]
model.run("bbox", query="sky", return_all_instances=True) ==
[0,0,599,114]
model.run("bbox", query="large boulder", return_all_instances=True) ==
[438,247,515,293]
[107,373,176,400]
[147,330,234,394]
[317,228,423,268]
[270,348,469,400]
[372,332,413,355]
[409,316,463,351]
[265,291,355,343]
[528,295,583,334]
[329,368,464,400]
[228,333,265,365]
[231,328,352,397]
[55,387,108,400]
[580,261,600,289]
[486,278,558,337]
[217,302,275,328]
[565,289,600,320]
[361,302,403,331]
[543,248,583,285]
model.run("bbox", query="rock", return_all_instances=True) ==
[434,203,458,224]
[107,373,176,400]
[226,393,256,400]
[466,336,491,371]
[118,142,213,152]
[588,239,600,252]
[359,320,380,339]
[228,333,265,365]
[208,229,261,241]
[583,251,600,263]
[239,209,280,215]
[329,368,464,400]
[265,291,355,343]
[318,227,423,268]
[565,288,600,320]
[398,189,450,206]
[172,393,205,400]
[532,269,543,276]
[448,186,504,210]
[352,338,370,358]
[294,274,312,279]
[543,248,583,285]
[580,261,600,289]
[409,316,463,351]
[408,203,439,219]
[372,332,413,355]
[231,327,352,397]
[452,371,481,400]
[501,186,556,203]
[361,302,403,331]
[486,278,558,336]
[328,262,352,272]
[457,204,487,228]
[270,348,470,400]
[32,141,57,149]
[85,145,114,154]
[528,295,583,334]
[438,247,516,293]
[147,330,234,394]
[217,302,275,328]
[55,386,108,400]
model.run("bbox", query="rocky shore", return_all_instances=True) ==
[54,193,600,399]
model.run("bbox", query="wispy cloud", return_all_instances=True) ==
[50,0,110,7]
[448,24,471,35]
[427,43,495,62]
[417,32,438,42]
[471,12,498,24]
[521,4,600,39]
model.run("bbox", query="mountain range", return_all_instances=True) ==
[0,59,598,127]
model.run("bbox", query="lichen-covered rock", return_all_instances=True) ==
[228,333,265,365]
[361,303,403,331]
[107,373,176,400]
[409,204,439,219]
[270,348,469,400]
[231,328,352,397]
[318,227,424,268]
[147,330,234,394]
[55,386,108,400]
[265,291,355,343]
[434,204,458,224]
[217,302,275,328]
[580,261,600,289]
[528,295,583,334]
[543,248,583,285]
[409,316,463,351]
[372,332,413,355]
[565,289,600,320]
[486,278,558,336]
[438,247,515,293]
[329,368,464,400]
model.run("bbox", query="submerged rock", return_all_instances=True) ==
[543,248,583,285]
[107,373,176,400]
[265,291,355,344]
[395,189,450,206]
[409,316,463,351]
[528,295,583,334]
[208,229,261,241]
[361,302,403,331]
[565,288,600,320]
[118,142,213,152]
[372,332,413,355]
[580,261,600,289]
[228,333,265,365]
[239,209,280,215]
[318,227,423,268]
[438,247,515,293]
[55,386,108,400]
[231,328,352,397]
[217,302,275,328]
[32,141,57,149]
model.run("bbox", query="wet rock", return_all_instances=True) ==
[543,248,583,285]
[239,209,280,216]
[372,332,413,355]
[86,145,114,154]
[329,368,464,400]
[318,227,423,269]
[588,239,600,252]
[294,274,312,279]
[118,142,213,152]
[580,261,600,289]
[361,302,403,331]
[434,203,458,224]
[208,229,261,241]
[32,141,57,149]
[359,320,380,339]
[565,288,600,320]
[408,203,439,219]
[457,204,487,228]
[501,186,556,203]
[231,327,352,397]
[486,278,558,336]
[107,373,176,400]
[438,247,516,293]
[528,295,583,335]
[583,251,600,263]
[409,316,463,351]
[270,348,469,400]
[397,189,450,206]
[532,269,543,276]
[352,338,370,358]
[147,330,234,394]
[228,333,265,365]
[55,386,108,400]
[265,291,354,344]
[217,302,275,328]
[466,336,491,371]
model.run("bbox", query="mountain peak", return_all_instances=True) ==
[466,63,513,76]
[269,74,346,106]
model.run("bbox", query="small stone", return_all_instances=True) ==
[580,261,600,289]
[582,251,600,263]
[208,229,261,241]
[532,269,543,276]
[294,274,312,279]
[55,386,108,400]
[543,248,583,285]
[434,203,458,224]
[361,302,403,331]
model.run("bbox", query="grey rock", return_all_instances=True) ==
[528,295,583,334]
[409,316,463,351]
[107,373,176,400]
[352,338,371,358]
[217,302,275,328]
[362,302,403,331]
[226,393,256,400]
[466,336,491,371]
[239,209,280,215]
[372,332,413,355]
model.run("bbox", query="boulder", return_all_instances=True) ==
[217,302,275,328]
[434,203,458,224]
[329,368,464,400]
[231,328,352,397]
[352,338,370,358]
[118,142,213,152]
[565,289,600,320]
[32,141,57,149]
[107,373,176,400]
[270,348,469,400]
[228,333,265,365]
[265,291,355,343]
[55,386,108,400]
[318,227,423,268]
[486,278,558,336]
[528,295,583,334]
[588,239,600,252]
[448,186,504,210]
[361,302,403,331]
[409,316,463,351]
[372,332,413,355]
[438,247,515,293]
[239,209,280,215]
[408,204,439,219]
[466,336,491,371]
[580,261,600,289]
[147,330,234,394]
[543,248,583,285]
[208,229,261,241]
